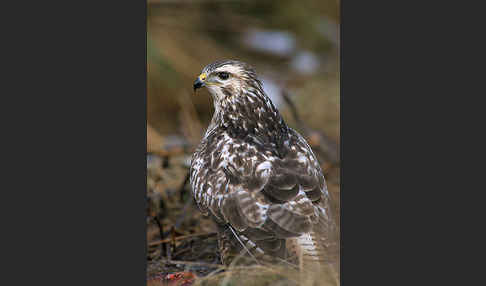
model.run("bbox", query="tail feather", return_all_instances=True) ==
[286,202,340,283]
[286,230,339,285]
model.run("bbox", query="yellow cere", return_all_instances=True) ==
[198,73,207,81]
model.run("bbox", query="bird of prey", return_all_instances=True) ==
[190,60,339,271]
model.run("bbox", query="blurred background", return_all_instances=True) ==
[147,0,340,284]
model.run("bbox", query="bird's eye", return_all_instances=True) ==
[218,72,230,80]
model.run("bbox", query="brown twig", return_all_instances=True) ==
[174,196,196,229]
[160,259,223,269]
[148,147,186,158]
[149,232,217,247]
[179,170,191,202]
[281,90,340,166]
[281,90,304,128]
[152,216,167,255]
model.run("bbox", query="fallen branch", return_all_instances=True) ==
[160,259,223,269]
[281,90,340,166]
[149,232,217,247]
[148,147,186,158]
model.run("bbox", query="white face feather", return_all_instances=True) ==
[213,64,245,75]
[203,64,246,102]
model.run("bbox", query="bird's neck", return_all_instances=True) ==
[207,89,288,144]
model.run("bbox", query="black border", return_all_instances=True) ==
[4,1,147,285]
[340,0,468,284]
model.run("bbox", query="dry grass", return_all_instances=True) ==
[194,264,339,286]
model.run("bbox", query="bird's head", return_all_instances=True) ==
[193,60,264,104]
[194,60,286,138]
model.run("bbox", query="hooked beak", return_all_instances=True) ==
[193,73,207,91]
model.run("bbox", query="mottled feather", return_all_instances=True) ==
[190,60,338,270]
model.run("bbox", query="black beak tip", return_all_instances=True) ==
[193,79,204,91]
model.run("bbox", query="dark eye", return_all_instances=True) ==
[218,72,230,80]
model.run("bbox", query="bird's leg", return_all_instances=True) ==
[216,224,260,266]
[227,225,260,265]
[216,224,237,265]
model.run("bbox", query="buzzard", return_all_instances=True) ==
[190,60,339,271]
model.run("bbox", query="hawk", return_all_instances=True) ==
[190,60,339,271]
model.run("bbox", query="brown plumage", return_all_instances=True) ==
[190,60,339,272]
